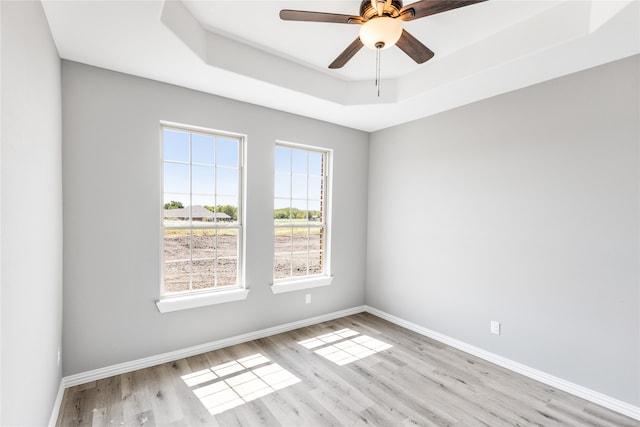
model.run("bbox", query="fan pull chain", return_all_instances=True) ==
[376,46,381,97]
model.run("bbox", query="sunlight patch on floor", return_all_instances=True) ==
[298,328,393,366]
[181,353,301,415]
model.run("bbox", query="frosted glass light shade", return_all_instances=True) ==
[359,17,403,50]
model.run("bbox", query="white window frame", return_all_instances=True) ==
[157,122,248,313]
[272,141,333,294]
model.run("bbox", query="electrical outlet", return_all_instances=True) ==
[491,321,501,335]
[305,294,311,304]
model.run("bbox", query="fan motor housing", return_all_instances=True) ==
[359,0,403,20]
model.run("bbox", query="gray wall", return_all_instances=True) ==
[1,1,63,425]
[367,55,640,405]
[62,61,369,375]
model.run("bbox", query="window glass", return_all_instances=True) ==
[162,125,243,295]
[164,130,190,162]
[274,143,330,282]
[192,133,215,165]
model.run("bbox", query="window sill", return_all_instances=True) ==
[156,288,249,313]
[271,276,333,294]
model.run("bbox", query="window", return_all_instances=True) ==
[273,142,332,292]
[161,124,244,301]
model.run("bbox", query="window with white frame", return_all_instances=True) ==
[274,142,331,282]
[161,124,243,296]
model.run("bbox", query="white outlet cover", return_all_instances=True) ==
[491,321,501,335]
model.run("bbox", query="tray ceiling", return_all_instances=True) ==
[42,0,639,131]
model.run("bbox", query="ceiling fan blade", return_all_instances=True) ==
[399,0,487,21]
[329,38,364,69]
[280,10,363,24]
[396,29,435,64]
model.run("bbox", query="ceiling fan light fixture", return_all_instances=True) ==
[359,16,402,50]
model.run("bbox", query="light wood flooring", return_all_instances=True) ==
[56,313,639,426]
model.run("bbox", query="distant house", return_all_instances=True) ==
[163,205,231,222]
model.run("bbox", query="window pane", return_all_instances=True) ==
[192,133,214,165]
[309,251,322,275]
[214,205,237,223]
[292,229,309,252]
[274,255,291,279]
[291,198,307,212]
[164,261,191,294]
[163,129,189,162]
[274,199,290,210]
[190,205,215,224]
[308,200,321,222]
[164,229,190,263]
[215,196,239,224]
[192,229,216,260]
[216,258,237,287]
[309,152,323,176]
[192,259,214,290]
[163,194,190,225]
[309,227,323,250]
[291,252,308,277]
[292,175,307,199]
[275,146,291,173]
[192,165,215,195]
[164,163,190,194]
[308,176,322,201]
[217,138,238,167]
[292,150,307,174]
[275,228,292,253]
[274,174,290,198]
[192,195,215,210]
[274,210,291,221]
[217,167,239,195]
[218,229,238,257]
[163,194,189,207]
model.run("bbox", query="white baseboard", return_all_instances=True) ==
[51,304,639,423]
[364,305,640,421]
[61,305,366,389]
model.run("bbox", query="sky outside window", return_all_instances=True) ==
[163,129,240,214]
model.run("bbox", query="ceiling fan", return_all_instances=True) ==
[280,0,488,69]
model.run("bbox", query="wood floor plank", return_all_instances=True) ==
[56,313,639,426]
[121,368,154,423]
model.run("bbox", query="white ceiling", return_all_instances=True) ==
[42,0,639,132]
